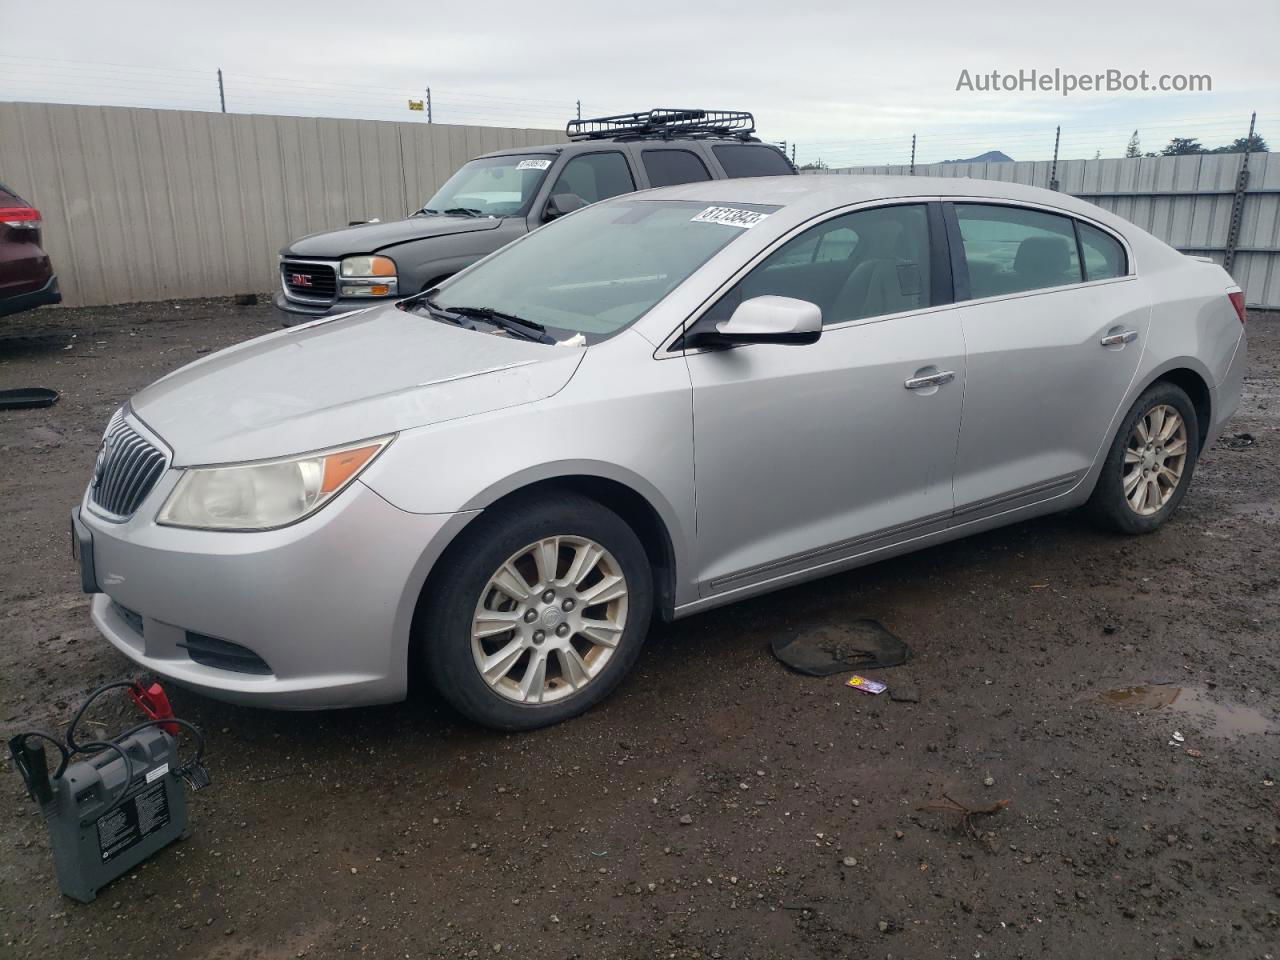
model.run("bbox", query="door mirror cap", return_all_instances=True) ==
[544,192,588,221]
[695,296,822,347]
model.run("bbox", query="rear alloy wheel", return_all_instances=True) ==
[1088,382,1200,534]
[1121,404,1189,516]
[422,493,652,730]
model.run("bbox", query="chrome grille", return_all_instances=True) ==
[89,410,168,519]
[281,260,338,303]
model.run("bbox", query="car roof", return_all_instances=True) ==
[632,174,1135,230]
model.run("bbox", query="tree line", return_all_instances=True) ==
[1126,130,1268,157]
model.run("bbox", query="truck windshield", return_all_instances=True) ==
[428,199,776,343]
[419,154,554,219]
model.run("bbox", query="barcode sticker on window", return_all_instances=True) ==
[516,159,552,170]
[691,207,770,229]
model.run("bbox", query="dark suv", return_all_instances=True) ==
[274,109,794,325]
[0,182,60,319]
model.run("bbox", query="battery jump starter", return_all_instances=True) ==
[8,680,210,903]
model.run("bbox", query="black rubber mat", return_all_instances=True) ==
[0,388,59,410]
[771,618,912,676]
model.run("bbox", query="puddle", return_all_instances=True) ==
[1099,685,1274,738]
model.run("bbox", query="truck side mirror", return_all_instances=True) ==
[544,193,588,221]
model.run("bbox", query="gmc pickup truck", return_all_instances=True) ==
[274,109,794,325]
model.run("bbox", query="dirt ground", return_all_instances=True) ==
[1,299,1277,960]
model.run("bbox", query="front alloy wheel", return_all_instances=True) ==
[472,536,629,704]
[422,492,653,730]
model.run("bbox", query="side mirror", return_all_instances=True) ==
[544,192,588,221]
[692,296,822,348]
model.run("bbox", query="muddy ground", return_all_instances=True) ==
[1,299,1277,960]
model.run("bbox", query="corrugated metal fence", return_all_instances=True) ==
[816,153,1280,309]
[0,101,559,307]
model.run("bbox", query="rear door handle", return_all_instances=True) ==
[904,370,956,390]
[1100,330,1138,346]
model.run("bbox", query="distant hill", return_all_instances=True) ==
[942,150,1014,164]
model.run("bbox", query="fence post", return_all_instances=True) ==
[1223,111,1257,275]
[217,68,226,113]
[909,134,916,175]
[576,99,581,121]
[1049,125,1060,190]
[426,87,432,124]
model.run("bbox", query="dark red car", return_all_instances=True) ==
[0,182,60,319]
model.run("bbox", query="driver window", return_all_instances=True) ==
[549,152,636,206]
[708,204,933,326]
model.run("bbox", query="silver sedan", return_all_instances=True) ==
[73,175,1248,729]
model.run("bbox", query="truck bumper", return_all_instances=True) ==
[273,291,393,327]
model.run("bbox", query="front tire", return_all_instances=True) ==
[1087,382,1200,534]
[421,493,653,730]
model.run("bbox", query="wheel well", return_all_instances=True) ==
[1153,368,1211,451]
[406,475,679,689]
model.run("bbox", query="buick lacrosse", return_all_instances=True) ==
[73,176,1247,729]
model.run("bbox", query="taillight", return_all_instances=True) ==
[0,206,42,229]
[1227,290,1247,325]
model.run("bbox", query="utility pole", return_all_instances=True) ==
[426,87,432,124]
[1049,125,1061,191]
[1224,111,1257,275]
[217,68,226,113]
[909,134,916,175]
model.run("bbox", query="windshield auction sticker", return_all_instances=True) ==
[691,206,770,228]
[516,158,553,170]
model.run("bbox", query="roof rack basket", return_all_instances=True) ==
[566,108,757,142]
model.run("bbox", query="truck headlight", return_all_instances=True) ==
[339,255,398,298]
[157,436,394,530]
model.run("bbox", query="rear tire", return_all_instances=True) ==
[1087,382,1200,534]
[420,493,653,731]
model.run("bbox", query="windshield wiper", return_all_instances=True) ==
[408,294,479,330]
[443,207,484,218]
[414,207,440,216]
[446,305,555,344]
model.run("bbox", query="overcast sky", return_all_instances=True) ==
[2,0,1275,166]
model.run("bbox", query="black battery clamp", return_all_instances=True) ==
[8,679,210,903]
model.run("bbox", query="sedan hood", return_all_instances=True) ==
[131,305,584,465]
[284,214,504,257]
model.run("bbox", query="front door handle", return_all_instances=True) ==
[904,370,956,390]
[1100,330,1138,347]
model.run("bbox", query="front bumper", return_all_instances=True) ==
[273,290,393,327]
[80,477,468,710]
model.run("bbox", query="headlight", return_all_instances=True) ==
[339,255,397,298]
[157,436,393,531]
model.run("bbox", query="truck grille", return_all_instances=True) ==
[281,260,337,303]
[89,410,168,519]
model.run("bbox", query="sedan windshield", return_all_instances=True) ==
[419,154,554,219]
[430,199,775,342]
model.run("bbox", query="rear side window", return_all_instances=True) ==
[550,152,635,205]
[1077,222,1127,280]
[712,145,794,178]
[642,150,712,187]
[954,204,1082,299]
